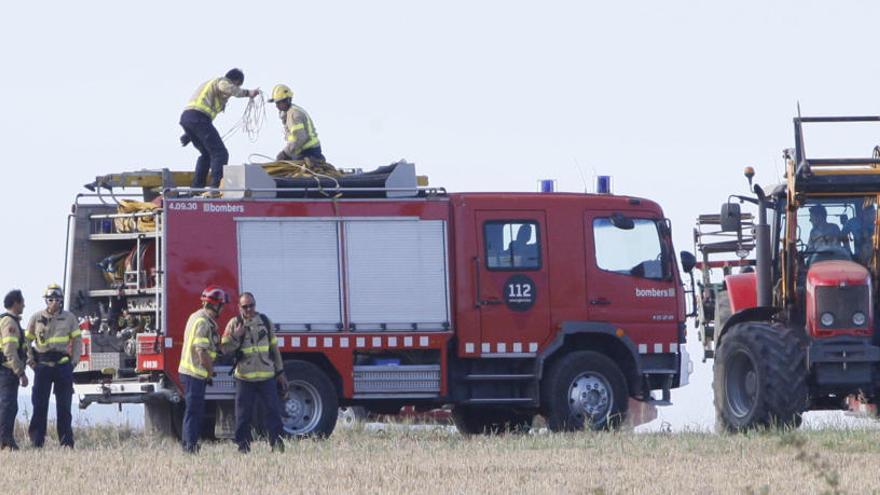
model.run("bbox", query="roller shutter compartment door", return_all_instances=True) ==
[345,220,449,331]
[237,220,342,330]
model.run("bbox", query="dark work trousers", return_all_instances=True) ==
[0,367,19,448]
[181,374,207,452]
[235,377,283,449]
[180,109,229,188]
[299,145,326,161]
[29,362,74,448]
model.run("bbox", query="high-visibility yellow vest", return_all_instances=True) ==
[178,311,218,379]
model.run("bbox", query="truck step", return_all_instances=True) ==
[462,398,534,405]
[464,374,536,381]
[645,398,673,407]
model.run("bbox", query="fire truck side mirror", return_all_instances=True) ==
[720,203,742,233]
[679,251,696,273]
[610,212,634,230]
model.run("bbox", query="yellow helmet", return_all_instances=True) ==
[268,84,294,103]
[44,283,63,299]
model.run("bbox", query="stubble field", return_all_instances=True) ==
[6,421,880,494]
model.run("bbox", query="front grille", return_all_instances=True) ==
[815,285,869,330]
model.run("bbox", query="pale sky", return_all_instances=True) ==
[3,0,880,429]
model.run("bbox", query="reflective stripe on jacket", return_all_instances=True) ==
[280,103,321,159]
[185,77,248,120]
[26,309,81,366]
[0,314,25,375]
[220,312,283,382]
[178,309,219,379]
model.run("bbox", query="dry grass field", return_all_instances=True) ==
[6,421,880,494]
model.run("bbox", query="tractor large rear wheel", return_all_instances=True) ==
[714,322,807,432]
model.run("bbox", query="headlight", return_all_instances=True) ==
[852,312,867,326]
[820,312,835,327]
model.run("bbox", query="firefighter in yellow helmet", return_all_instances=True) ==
[180,68,261,191]
[26,284,81,448]
[178,286,226,453]
[268,84,326,162]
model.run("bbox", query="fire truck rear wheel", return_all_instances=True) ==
[280,360,339,438]
[541,350,628,431]
[714,321,807,432]
[144,399,182,439]
[452,406,534,435]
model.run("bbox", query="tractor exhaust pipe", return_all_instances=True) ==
[753,184,772,307]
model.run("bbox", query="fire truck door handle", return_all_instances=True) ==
[481,297,503,306]
[590,297,611,305]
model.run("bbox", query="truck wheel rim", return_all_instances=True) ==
[282,380,322,435]
[568,372,612,423]
[726,350,758,418]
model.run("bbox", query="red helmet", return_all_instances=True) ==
[200,286,229,305]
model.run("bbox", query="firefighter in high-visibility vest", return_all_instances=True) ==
[221,292,288,453]
[0,290,28,450]
[268,84,326,163]
[180,68,260,193]
[26,284,81,448]
[178,286,227,453]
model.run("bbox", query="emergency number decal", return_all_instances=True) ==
[504,275,536,312]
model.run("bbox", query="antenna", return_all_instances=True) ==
[573,158,588,193]
[797,100,802,119]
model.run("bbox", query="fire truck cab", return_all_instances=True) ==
[65,162,692,437]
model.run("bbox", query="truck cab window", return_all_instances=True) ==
[593,217,665,279]
[484,221,541,270]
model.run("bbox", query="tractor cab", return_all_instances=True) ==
[693,115,880,431]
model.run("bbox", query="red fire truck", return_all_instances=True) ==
[66,162,692,437]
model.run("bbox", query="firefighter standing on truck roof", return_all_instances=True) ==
[221,292,287,453]
[268,84,327,163]
[26,284,81,448]
[180,68,260,194]
[0,290,28,450]
[179,286,226,453]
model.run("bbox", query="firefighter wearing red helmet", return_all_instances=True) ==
[178,285,227,453]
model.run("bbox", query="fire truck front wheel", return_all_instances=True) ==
[541,350,628,431]
[713,322,807,432]
[280,360,339,438]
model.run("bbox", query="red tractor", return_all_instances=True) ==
[693,116,880,430]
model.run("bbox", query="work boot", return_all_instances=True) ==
[182,443,199,454]
[237,442,251,454]
[270,440,285,453]
[0,442,19,451]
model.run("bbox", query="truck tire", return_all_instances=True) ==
[452,406,533,435]
[144,399,184,439]
[540,351,628,431]
[280,360,338,438]
[337,406,368,428]
[714,321,807,432]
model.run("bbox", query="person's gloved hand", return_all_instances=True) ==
[180,134,191,147]
[249,88,261,98]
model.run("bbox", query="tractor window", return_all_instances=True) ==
[484,221,541,270]
[795,197,876,267]
[593,217,665,279]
